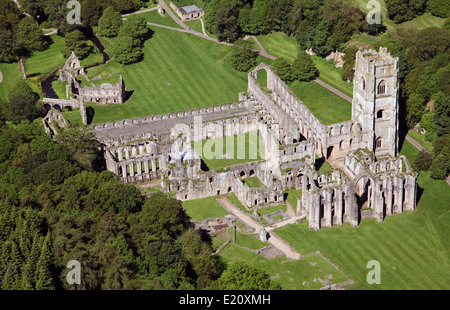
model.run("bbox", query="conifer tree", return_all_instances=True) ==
[35,233,55,290]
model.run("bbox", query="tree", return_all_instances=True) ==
[385,0,427,24]
[114,14,149,65]
[61,30,92,59]
[206,1,241,43]
[119,14,149,43]
[177,228,220,289]
[310,20,331,57]
[433,92,450,136]
[35,233,55,290]
[16,18,48,55]
[341,45,359,82]
[292,51,318,82]
[273,57,294,83]
[7,93,44,123]
[406,27,450,64]
[430,152,449,180]
[8,80,39,102]
[413,150,434,171]
[0,30,17,63]
[230,38,258,72]
[406,92,427,128]
[113,35,144,65]
[428,0,450,18]
[97,7,122,37]
[218,261,280,290]
[138,192,191,238]
[55,124,101,171]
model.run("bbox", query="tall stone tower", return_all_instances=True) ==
[351,47,399,158]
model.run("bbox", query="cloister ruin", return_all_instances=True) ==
[88,47,418,230]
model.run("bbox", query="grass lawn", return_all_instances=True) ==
[257,32,299,63]
[227,193,249,213]
[284,189,302,207]
[399,139,420,163]
[288,80,352,125]
[25,35,67,78]
[65,27,272,124]
[218,243,350,290]
[242,176,263,188]
[310,55,354,98]
[182,196,228,221]
[256,31,354,98]
[0,62,23,101]
[407,130,434,153]
[139,9,183,29]
[233,230,269,250]
[193,132,265,172]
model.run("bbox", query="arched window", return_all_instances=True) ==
[377,110,384,119]
[361,77,366,90]
[376,137,382,148]
[377,81,386,95]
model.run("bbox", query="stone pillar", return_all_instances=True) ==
[373,183,384,223]
[324,191,332,228]
[125,148,130,160]
[121,164,126,178]
[129,163,135,177]
[335,189,343,226]
[386,179,393,216]
[138,145,145,155]
[151,158,157,172]
[117,148,124,161]
[259,226,267,242]
[395,177,404,214]
[131,146,137,156]
[144,160,149,174]
[345,186,358,227]
[404,175,416,212]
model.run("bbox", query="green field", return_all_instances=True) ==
[218,243,350,290]
[256,31,354,98]
[64,27,272,124]
[182,196,228,221]
[288,80,352,125]
[139,9,183,29]
[193,132,265,172]
[0,62,23,101]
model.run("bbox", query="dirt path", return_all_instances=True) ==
[405,134,428,153]
[217,195,301,260]
[313,78,353,103]
[0,71,3,84]
[122,7,158,17]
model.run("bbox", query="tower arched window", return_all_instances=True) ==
[377,80,386,95]
[361,77,366,90]
[376,137,382,148]
[377,110,384,119]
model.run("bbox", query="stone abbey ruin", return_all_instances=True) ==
[47,47,418,231]
[42,52,125,131]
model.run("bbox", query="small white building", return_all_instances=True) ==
[170,2,204,21]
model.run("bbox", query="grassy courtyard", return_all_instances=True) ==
[192,132,265,172]
[182,196,229,221]
[288,80,352,125]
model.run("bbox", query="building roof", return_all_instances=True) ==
[181,5,203,13]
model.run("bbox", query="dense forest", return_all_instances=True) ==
[0,108,280,290]
[0,0,449,290]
